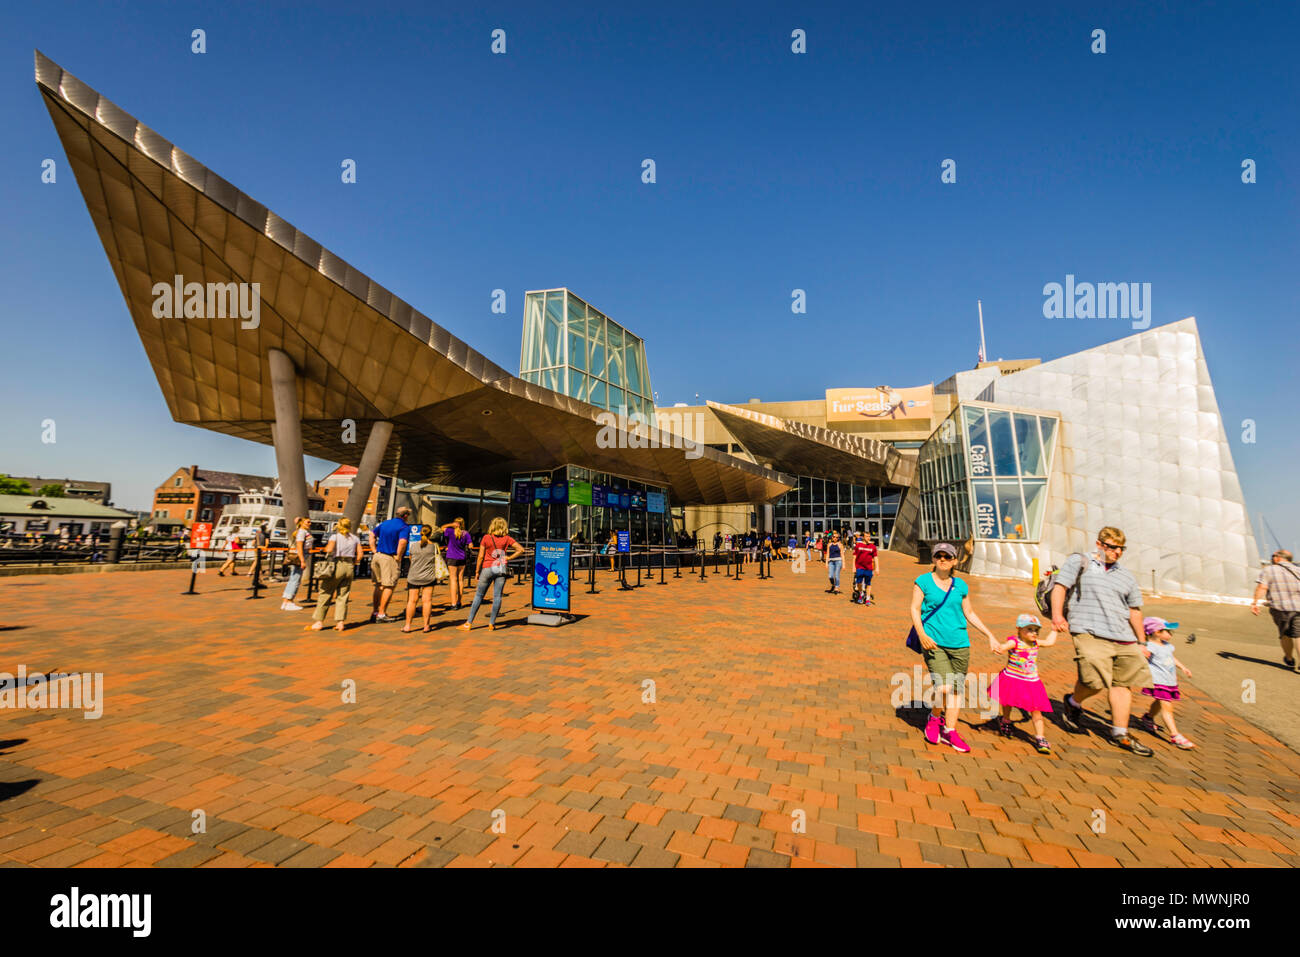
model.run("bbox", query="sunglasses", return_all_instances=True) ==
[1099,541,1126,552]
[934,554,956,561]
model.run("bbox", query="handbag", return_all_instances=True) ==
[316,533,351,580]
[433,548,449,583]
[906,574,959,654]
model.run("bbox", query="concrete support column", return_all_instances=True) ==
[267,348,310,528]
[344,420,393,527]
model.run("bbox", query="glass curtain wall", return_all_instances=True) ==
[519,290,655,424]
[508,465,674,547]
[771,477,904,546]
[917,404,1059,543]
[916,407,973,544]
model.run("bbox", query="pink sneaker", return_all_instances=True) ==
[1171,733,1196,749]
[940,728,971,753]
[924,713,942,745]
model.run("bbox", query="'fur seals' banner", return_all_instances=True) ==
[826,385,933,423]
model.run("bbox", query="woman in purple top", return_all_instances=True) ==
[442,517,474,610]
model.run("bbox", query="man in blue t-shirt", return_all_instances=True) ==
[369,506,412,622]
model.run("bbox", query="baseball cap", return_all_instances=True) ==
[932,542,958,559]
[1016,614,1041,629]
[1143,616,1180,635]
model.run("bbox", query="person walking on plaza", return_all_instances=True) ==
[912,542,997,753]
[280,516,311,611]
[441,517,474,609]
[462,517,524,631]
[825,531,844,595]
[1052,526,1154,756]
[1251,549,1300,671]
[310,518,360,632]
[403,524,443,633]
[1135,617,1196,748]
[369,506,412,623]
[218,531,242,576]
[988,614,1056,754]
[851,531,879,605]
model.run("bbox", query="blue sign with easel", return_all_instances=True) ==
[532,540,572,613]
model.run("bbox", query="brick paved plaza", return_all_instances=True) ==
[1,559,1298,868]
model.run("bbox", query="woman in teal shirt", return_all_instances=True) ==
[910,541,997,753]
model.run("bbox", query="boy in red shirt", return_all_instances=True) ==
[851,532,879,605]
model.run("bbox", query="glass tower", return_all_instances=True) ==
[520,289,655,424]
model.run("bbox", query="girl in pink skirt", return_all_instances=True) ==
[989,614,1056,754]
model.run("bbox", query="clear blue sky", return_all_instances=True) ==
[1,0,1295,548]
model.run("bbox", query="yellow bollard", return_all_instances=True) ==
[1031,557,1040,587]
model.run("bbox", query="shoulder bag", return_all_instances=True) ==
[906,575,960,654]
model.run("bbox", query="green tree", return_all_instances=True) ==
[36,484,66,498]
[0,475,34,495]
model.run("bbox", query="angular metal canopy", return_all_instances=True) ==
[36,51,793,505]
[707,400,916,487]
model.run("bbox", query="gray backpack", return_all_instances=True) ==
[1035,552,1085,619]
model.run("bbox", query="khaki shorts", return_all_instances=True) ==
[373,552,400,588]
[924,644,970,693]
[1072,632,1151,690]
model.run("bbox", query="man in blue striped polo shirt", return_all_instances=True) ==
[1051,525,1154,756]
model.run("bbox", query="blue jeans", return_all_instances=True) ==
[282,563,303,600]
[466,566,509,626]
[827,559,842,589]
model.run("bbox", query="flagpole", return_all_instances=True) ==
[977,300,987,364]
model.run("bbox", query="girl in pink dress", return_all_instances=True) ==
[989,614,1057,754]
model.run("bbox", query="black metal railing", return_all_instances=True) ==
[0,535,191,567]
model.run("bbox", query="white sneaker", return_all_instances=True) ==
[282,601,303,611]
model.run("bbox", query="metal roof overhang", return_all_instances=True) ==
[35,52,793,506]
[706,401,916,488]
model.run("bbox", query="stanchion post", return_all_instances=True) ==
[182,551,199,595]
[305,549,317,601]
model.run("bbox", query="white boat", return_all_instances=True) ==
[209,487,360,549]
